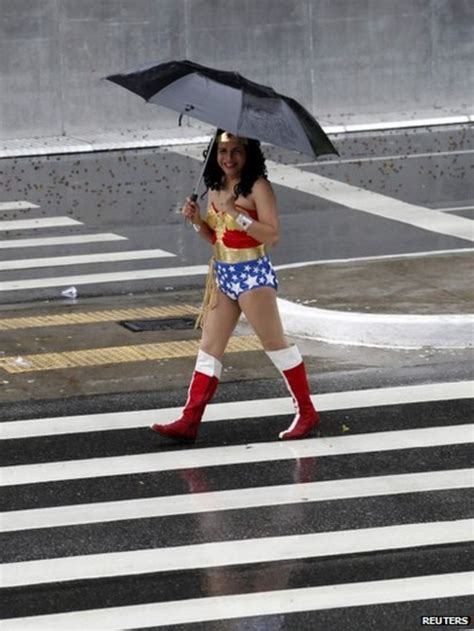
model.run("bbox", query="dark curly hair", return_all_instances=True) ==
[202,129,268,198]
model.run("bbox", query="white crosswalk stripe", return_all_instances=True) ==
[3,574,472,630]
[4,520,472,587]
[2,469,470,532]
[2,424,472,487]
[0,216,82,231]
[0,201,40,212]
[1,381,472,628]
[0,232,127,249]
[0,248,176,271]
[0,199,183,296]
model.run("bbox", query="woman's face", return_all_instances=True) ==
[217,139,247,180]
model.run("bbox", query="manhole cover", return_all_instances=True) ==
[120,317,196,332]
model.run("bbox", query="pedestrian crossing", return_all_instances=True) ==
[0,199,184,297]
[0,216,82,231]
[1,380,472,628]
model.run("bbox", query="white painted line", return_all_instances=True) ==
[299,148,474,166]
[2,381,471,440]
[0,114,471,160]
[274,248,474,271]
[0,201,40,212]
[0,217,82,231]
[342,115,472,131]
[0,249,176,271]
[2,469,470,533]
[267,161,474,243]
[0,134,214,158]
[0,233,127,249]
[2,572,472,629]
[436,205,474,213]
[0,249,474,291]
[3,519,471,587]
[0,265,208,291]
[172,145,474,243]
[1,424,472,487]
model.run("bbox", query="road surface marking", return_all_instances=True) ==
[0,201,40,211]
[274,247,473,270]
[2,424,471,486]
[1,248,471,292]
[0,216,82,231]
[297,148,474,166]
[0,334,260,373]
[2,519,471,586]
[0,233,127,249]
[0,304,200,331]
[2,572,472,629]
[0,248,176,271]
[172,145,474,242]
[266,160,474,243]
[2,381,471,439]
[2,470,470,533]
[435,205,474,213]
[0,264,208,290]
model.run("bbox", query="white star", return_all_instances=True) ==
[229,265,235,272]
[232,274,238,281]
[244,264,251,272]
[265,271,275,284]
[230,282,242,293]
[244,274,259,289]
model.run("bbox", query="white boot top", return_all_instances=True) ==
[265,345,302,372]
[196,349,223,378]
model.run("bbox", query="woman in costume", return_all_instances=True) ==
[151,130,319,442]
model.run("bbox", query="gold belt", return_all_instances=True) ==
[213,242,266,263]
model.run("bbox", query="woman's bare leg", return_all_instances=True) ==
[150,289,241,443]
[200,288,242,359]
[239,287,319,439]
[238,287,287,351]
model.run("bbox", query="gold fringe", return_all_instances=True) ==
[195,257,218,329]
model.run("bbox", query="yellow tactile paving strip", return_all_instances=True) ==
[0,336,262,373]
[0,305,201,330]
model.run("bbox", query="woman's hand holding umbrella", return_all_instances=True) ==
[182,197,203,230]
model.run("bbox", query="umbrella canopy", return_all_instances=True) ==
[106,59,338,158]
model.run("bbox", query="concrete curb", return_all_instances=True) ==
[277,298,473,349]
[1,115,472,159]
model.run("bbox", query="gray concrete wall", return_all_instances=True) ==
[1,0,473,141]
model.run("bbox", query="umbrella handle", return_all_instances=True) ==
[190,130,218,202]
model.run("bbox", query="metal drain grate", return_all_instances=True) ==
[120,317,196,332]
[0,305,201,330]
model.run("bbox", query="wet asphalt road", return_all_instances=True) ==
[0,126,473,630]
[0,125,472,304]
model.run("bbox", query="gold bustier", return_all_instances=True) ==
[205,204,266,263]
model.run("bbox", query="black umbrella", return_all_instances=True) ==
[105,59,338,196]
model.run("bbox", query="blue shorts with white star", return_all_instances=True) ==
[214,255,278,301]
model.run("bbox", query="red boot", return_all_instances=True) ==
[151,350,222,443]
[266,345,320,440]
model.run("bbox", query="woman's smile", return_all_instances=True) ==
[217,141,247,176]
